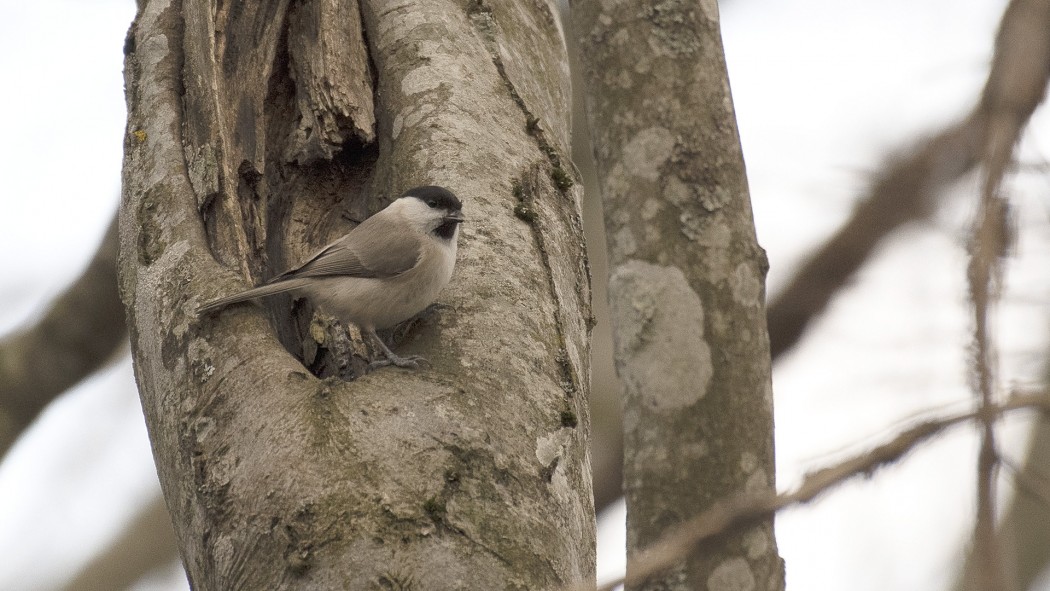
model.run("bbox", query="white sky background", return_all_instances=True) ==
[1,0,1050,590]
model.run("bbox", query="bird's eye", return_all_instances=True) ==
[426,200,438,208]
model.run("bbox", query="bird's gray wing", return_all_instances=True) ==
[197,278,314,314]
[197,216,421,316]
[275,217,422,281]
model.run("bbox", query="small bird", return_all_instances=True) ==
[199,185,464,370]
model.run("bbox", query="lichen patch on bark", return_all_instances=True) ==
[707,556,756,591]
[730,262,763,308]
[742,529,770,560]
[622,126,675,182]
[609,259,712,410]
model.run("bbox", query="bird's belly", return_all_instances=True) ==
[306,251,454,330]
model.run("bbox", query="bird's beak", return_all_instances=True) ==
[445,212,466,223]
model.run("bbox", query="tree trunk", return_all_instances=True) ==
[120,0,594,588]
[570,1,784,589]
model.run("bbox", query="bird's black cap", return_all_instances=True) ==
[405,186,462,212]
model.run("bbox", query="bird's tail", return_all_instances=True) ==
[197,278,313,315]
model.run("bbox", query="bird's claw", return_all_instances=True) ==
[422,302,454,314]
[368,354,431,371]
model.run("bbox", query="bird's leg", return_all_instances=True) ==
[387,302,451,344]
[418,302,454,317]
[365,326,430,370]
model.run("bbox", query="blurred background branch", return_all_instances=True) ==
[766,121,980,360]
[0,215,125,456]
[593,391,1050,591]
[59,496,176,591]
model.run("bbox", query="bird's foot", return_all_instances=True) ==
[388,303,454,343]
[420,302,454,316]
[368,353,431,371]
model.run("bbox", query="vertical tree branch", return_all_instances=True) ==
[964,1,1050,588]
[572,0,783,588]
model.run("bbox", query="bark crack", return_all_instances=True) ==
[512,165,581,399]
[465,1,586,399]
[467,0,575,195]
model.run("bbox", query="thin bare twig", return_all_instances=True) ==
[950,0,1050,588]
[965,0,1050,586]
[584,393,1050,591]
[967,180,1008,591]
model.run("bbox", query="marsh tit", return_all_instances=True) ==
[199,185,464,370]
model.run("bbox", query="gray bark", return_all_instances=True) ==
[570,1,783,589]
[120,0,594,588]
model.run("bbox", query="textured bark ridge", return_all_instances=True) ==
[286,0,376,164]
[119,0,594,588]
[571,0,783,589]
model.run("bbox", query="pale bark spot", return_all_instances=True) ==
[678,210,704,242]
[739,451,758,474]
[664,175,690,207]
[681,213,717,243]
[536,428,575,503]
[743,529,770,560]
[641,198,662,221]
[698,185,730,212]
[213,534,236,578]
[681,439,709,459]
[536,428,572,467]
[392,104,436,140]
[707,557,755,591]
[609,260,712,411]
[401,66,443,96]
[664,177,731,246]
[730,262,762,307]
[599,0,629,11]
[373,5,426,47]
[634,55,651,74]
[604,162,631,202]
[745,469,769,495]
[615,227,637,256]
[699,0,720,22]
[623,127,675,181]
[140,0,173,29]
